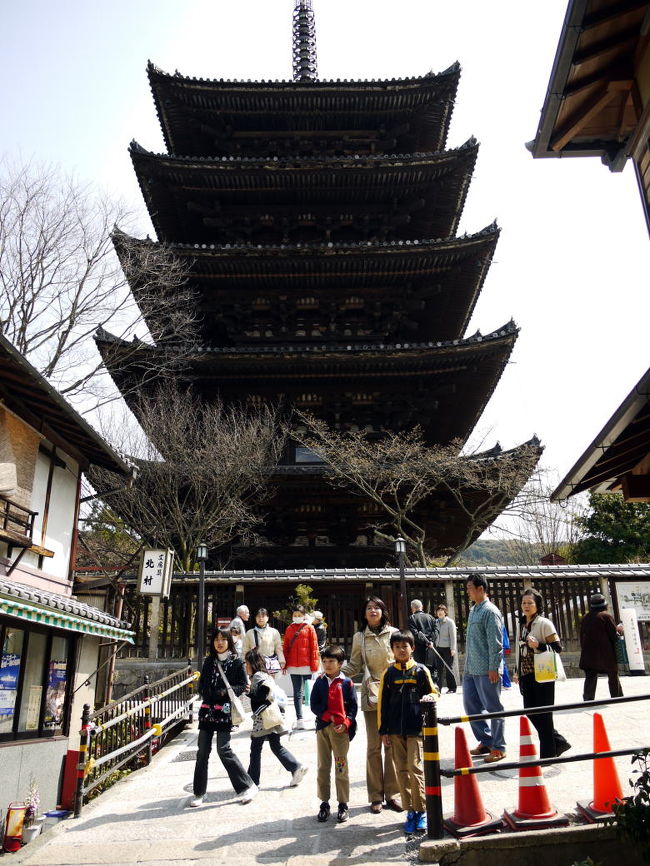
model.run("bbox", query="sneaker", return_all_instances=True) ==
[293,719,305,730]
[469,743,490,756]
[337,803,349,823]
[189,795,204,807]
[484,749,506,763]
[240,783,258,804]
[290,765,308,787]
[404,809,417,834]
[317,801,330,822]
[446,689,457,694]
[415,811,427,832]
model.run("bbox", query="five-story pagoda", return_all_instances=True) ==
[98,1,540,567]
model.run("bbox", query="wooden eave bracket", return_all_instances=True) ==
[551,79,634,151]
[621,472,650,501]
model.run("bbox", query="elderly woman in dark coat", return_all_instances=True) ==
[579,593,624,701]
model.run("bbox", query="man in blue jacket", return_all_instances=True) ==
[463,575,506,763]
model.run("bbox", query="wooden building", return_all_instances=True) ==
[0,333,134,812]
[529,0,650,233]
[552,366,650,502]
[97,1,540,568]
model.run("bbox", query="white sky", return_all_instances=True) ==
[2,0,649,488]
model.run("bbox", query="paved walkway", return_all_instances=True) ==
[14,676,650,866]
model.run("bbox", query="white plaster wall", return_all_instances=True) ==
[28,449,80,580]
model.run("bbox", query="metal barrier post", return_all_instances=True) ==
[422,699,444,839]
[144,675,152,765]
[187,661,194,724]
[74,704,92,818]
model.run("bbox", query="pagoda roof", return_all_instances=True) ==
[130,140,478,245]
[147,61,460,158]
[114,224,499,345]
[95,322,518,447]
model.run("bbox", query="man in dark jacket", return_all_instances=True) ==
[579,593,624,701]
[408,599,439,682]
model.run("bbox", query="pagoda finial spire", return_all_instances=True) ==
[292,0,318,82]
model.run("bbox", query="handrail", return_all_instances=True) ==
[74,664,196,816]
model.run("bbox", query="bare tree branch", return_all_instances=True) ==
[289,411,541,566]
[87,387,285,571]
[0,159,200,409]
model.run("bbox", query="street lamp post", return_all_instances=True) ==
[196,542,208,670]
[395,536,408,629]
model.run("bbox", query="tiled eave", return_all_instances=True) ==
[113,563,650,584]
[0,575,134,642]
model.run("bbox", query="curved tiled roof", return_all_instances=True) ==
[0,574,133,633]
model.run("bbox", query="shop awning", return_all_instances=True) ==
[0,576,134,643]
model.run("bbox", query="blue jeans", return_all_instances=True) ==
[290,674,310,719]
[462,674,505,752]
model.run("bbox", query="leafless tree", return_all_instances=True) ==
[289,412,541,566]
[0,159,199,406]
[87,387,285,571]
[491,471,586,564]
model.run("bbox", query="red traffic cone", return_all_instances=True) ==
[577,713,624,822]
[443,726,503,837]
[503,715,568,830]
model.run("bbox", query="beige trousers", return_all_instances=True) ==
[316,724,350,804]
[389,734,425,812]
[364,709,399,803]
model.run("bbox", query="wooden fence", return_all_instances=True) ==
[103,571,648,660]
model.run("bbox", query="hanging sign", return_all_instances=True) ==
[138,549,174,599]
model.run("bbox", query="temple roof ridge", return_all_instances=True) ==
[146,58,461,88]
[127,137,478,167]
[96,321,517,356]
[112,221,499,255]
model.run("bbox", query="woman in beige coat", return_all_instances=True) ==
[242,608,285,676]
[343,596,401,814]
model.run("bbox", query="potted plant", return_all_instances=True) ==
[22,777,42,844]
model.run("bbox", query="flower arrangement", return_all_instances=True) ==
[23,776,40,827]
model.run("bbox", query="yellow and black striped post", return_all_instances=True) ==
[74,703,92,818]
[144,675,153,765]
[422,698,444,839]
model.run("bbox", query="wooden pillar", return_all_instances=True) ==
[444,580,455,622]
[148,597,161,660]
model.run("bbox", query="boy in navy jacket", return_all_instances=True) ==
[310,645,358,824]
[378,629,435,834]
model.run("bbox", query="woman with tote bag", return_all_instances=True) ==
[514,588,570,759]
[190,628,257,807]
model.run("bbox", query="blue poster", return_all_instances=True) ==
[0,652,21,717]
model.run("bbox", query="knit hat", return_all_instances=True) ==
[589,593,607,610]
[312,610,323,622]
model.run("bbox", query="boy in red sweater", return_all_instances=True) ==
[310,645,358,823]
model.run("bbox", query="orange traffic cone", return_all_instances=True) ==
[577,713,624,822]
[443,726,503,837]
[503,715,568,830]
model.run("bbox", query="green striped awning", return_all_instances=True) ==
[0,596,135,643]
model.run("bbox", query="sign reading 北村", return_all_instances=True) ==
[138,549,174,598]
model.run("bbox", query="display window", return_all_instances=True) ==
[0,619,75,741]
